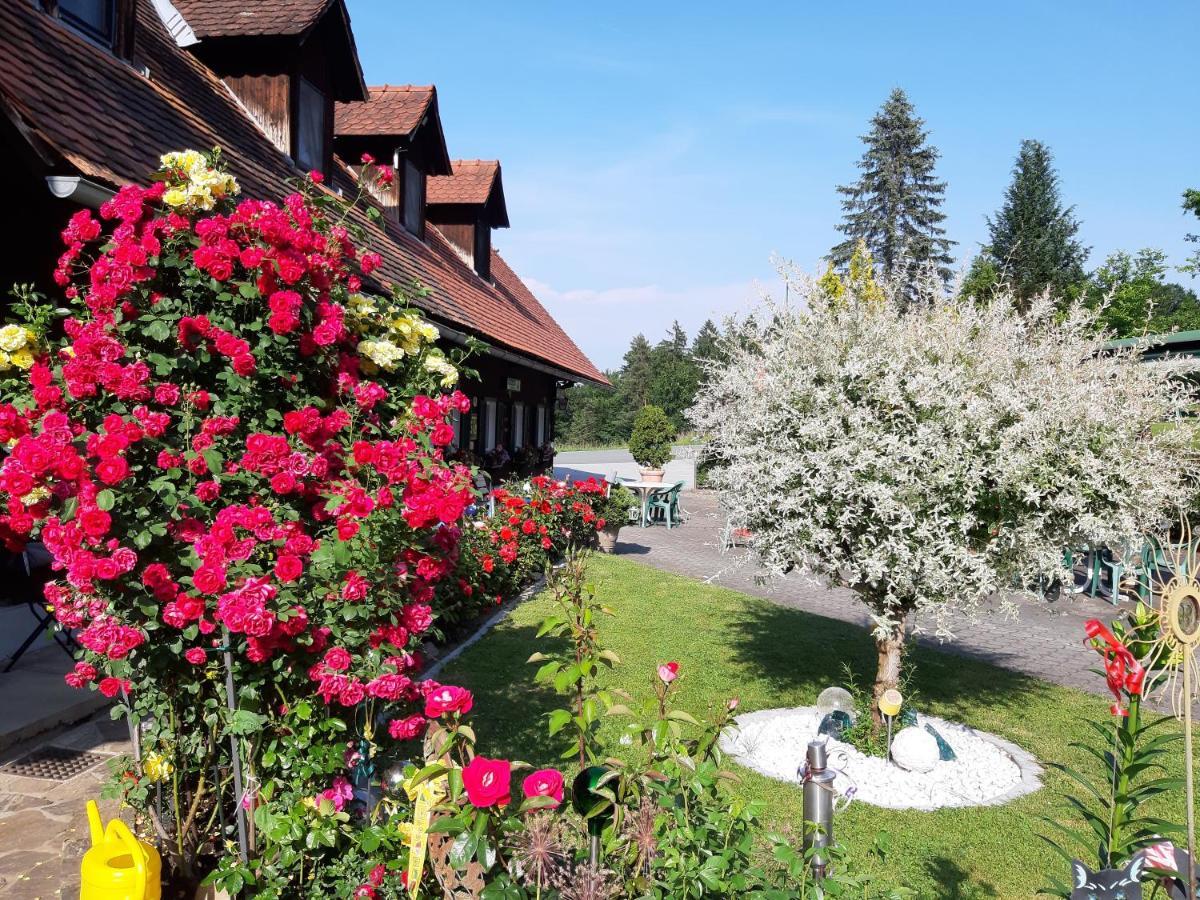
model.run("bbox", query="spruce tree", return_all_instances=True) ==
[985,139,1087,303]
[832,88,955,287]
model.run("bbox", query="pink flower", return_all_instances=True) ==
[387,715,426,741]
[316,775,353,811]
[424,684,473,718]
[522,769,564,807]
[658,661,680,684]
[309,170,325,185]
[462,756,511,808]
[323,646,352,672]
[184,647,206,665]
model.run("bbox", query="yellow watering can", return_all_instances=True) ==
[80,800,162,900]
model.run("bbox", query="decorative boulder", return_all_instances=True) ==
[818,710,854,740]
[891,726,939,773]
[923,723,957,761]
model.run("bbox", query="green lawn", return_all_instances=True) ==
[438,554,1193,899]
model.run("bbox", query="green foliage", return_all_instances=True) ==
[1182,188,1200,278]
[593,484,639,528]
[628,405,676,470]
[831,88,955,288]
[529,549,621,767]
[960,254,1002,303]
[1039,614,1183,897]
[556,321,718,447]
[1086,248,1200,337]
[984,139,1088,305]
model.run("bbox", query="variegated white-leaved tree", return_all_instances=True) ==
[691,262,1198,724]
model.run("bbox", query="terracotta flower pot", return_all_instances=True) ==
[597,524,621,553]
[639,468,665,483]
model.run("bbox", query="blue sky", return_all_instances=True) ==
[348,1,1199,370]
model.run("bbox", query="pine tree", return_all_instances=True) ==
[691,319,724,366]
[985,139,1087,303]
[832,88,955,287]
[620,334,654,411]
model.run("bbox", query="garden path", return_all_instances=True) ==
[613,490,1133,701]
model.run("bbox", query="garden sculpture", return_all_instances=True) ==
[1069,854,1145,899]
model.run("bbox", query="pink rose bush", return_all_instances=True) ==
[0,152,513,894]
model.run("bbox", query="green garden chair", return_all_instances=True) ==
[647,481,685,529]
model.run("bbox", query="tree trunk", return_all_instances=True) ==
[871,611,910,729]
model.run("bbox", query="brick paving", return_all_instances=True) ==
[613,490,1132,700]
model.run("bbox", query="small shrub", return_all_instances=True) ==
[629,405,675,470]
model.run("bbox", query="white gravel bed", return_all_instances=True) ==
[720,706,1041,811]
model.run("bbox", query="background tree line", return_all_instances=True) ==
[556,320,727,447]
[557,87,1200,445]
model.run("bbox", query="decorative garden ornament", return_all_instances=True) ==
[1138,518,1200,897]
[816,686,855,720]
[878,689,902,762]
[572,765,615,866]
[1069,854,1145,900]
[890,727,939,774]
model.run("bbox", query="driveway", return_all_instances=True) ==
[554,446,696,487]
[611,490,1133,701]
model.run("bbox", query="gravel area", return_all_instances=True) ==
[721,706,1043,811]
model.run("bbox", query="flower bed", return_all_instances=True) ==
[0,152,612,896]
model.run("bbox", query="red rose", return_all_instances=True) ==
[323,647,352,672]
[184,647,206,665]
[193,565,227,595]
[96,456,129,484]
[424,684,473,718]
[462,756,511,808]
[387,715,426,741]
[97,677,129,698]
[521,768,564,807]
[79,508,112,538]
[275,554,304,582]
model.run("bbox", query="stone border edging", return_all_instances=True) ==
[720,706,1043,810]
[421,573,548,682]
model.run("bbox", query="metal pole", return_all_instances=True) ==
[1185,660,1195,898]
[802,739,835,879]
[886,715,894,762]
[221,630,250,864]
[589,833,601,868]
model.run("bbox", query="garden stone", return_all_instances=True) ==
[891,726,939,773]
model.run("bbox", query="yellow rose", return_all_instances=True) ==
[163,188,189,208]
[0,324,27,352]
[10,348,34,370]
[142,752,174,783]
[0,352,10,370]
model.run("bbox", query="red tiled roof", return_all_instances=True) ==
[428,160,499,206]
[171,0,332,38]
[0,0,607,385]
[335,85,433,137]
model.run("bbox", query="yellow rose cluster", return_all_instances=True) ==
[349,294,456,384]
[0,324,38,371]
[159,149,240,212]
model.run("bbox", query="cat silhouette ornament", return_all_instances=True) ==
[1070,854,1145,900]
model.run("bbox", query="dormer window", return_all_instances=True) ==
[333,86,452,238]
[44,0,122,48]
[295,77,328,174]
[426,160,509,281]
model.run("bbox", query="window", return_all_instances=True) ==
[473,222,491,280]
[295,77,327,174]
[535,405,547,446]
[483,399,497,452]
[403,160,424,236]
[512,403,526,450]
[56,0,117,45]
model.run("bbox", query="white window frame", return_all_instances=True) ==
[535,404,547,446]
[483,399,498,452]
[512,402,526,450]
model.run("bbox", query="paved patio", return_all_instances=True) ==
[612,489,1132,700]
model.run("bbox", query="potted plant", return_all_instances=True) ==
[595,484,638,552]
[629,405,675,483]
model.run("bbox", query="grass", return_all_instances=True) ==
[438,554,1194,899]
